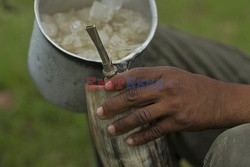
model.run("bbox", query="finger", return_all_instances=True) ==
[108,104,167,135]
[126,118,182,146]
[100,88,160,119]
[106,67,165,91]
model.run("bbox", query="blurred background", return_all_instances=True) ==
[0,0,250,166]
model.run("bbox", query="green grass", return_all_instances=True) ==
[0,0,250,166]
[157,0,250,54]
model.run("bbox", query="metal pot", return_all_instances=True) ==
[28,0,158,112]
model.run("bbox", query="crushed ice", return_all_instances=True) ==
[41,0,149,61]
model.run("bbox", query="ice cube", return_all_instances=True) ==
[102,24,113,35]
[114,8,133,21]
[130,16,149,34]
[98,31,110,44]
[110,35,127,49]
[101,0,123,10]
[52,13,66,25]
[90,1,114,22]
[70,20,83,33]
[106,48,118,60]
[73,37,83,48]
[79,49,100,60]
[118,50,130,59]
[41,14,58,37]
[77,8,90,22]
[119,27,131,37]
[41,14,53,23]
[42,22,58,37]
[52,13,70,33]
[61,35,75,48]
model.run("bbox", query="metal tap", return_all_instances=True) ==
[86,25,118,79]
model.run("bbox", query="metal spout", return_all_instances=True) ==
[86,25,117,79]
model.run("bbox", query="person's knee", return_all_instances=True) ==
[204,124,250,167]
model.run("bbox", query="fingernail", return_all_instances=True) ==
[108,125,116,134]
[105,81,113,90]
[96,107,104,117]
[126,138,134,145]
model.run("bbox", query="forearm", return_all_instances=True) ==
[222,83,250,127]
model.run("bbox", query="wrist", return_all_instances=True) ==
[218,82,250,127]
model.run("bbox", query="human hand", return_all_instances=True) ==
[97,67,229,146]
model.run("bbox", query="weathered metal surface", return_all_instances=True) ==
[86,88,172,167]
